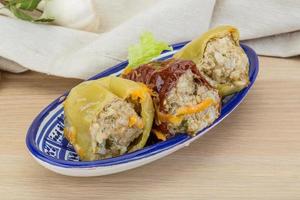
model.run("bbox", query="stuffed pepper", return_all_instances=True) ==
[64,77,154,161]
[123,58,221,140]
[174,25,249,96]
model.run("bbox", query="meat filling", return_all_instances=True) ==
[89,98,144,159]
[124,59,221,138]
[200,34,249,88]
[163,70,220,134]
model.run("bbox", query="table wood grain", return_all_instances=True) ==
[0,56,300,200]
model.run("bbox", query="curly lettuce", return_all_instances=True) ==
[127,32,172,69]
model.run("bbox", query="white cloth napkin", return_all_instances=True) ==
[0,0,300,79]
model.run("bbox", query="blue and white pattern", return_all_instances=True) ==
[44,142,61,159]
[33,102,79,162]
[26,42,259,176]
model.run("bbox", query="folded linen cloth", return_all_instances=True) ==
[0,0,299,79]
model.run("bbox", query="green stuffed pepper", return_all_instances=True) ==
[64,77,154,161]
[174,25,249,96]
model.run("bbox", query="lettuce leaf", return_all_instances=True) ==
[127,32,172,69]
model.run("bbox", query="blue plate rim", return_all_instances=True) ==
[26,42,259,168]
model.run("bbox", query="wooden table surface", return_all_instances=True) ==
[0,56,300,200]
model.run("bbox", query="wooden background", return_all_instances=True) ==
[0,56,300,200]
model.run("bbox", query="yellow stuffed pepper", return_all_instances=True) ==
[174,25,249,96]
[64,77,154,161]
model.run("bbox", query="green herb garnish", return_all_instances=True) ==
[0,0,53,22]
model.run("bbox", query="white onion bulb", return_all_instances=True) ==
[41,0,100,32]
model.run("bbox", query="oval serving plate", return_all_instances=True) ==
[26,42,259,176]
